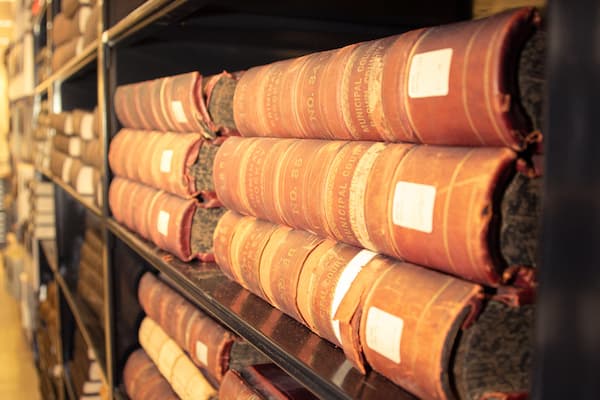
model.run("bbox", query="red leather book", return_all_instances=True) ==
[213,211,534,400]
[108,129,222,199]
[109,177,223,261]
[219,364,317,400]
[123,349,178,400]
[213,137,536,286]
[233,8,540,149]
[138,272,268,382]
[114,71,238,137]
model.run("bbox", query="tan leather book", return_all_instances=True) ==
[233,8,541,150]
[138,317,217,400]
[123,349,179,400]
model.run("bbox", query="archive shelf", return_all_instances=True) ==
[18,0,600,399]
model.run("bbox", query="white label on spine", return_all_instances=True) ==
[171,100,188,123]
[331,249,377,344]
[80,114,95,139]
[157,210,170,236]
[365,306,403,364]
[392,181,436,233]
[160,149,174,173]
[195,341,208,366]
[408,48,453,98]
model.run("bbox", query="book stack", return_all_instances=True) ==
[139,273,269,380]
[37,282,61,400]
[28,180,55,240]
[33,100,53,172]
[123,349,178,400]
[211,7,541,400]
[51,0,97,71]
[49,107,102,207]
[108,71,240,262]
[69,329,104,400]
[77,216,104,327]
[0,178,7,248]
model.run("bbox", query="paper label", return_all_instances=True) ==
[195,340,208,366]
[392,181,436,233]
[80,114,94,138]
[331,249,377,344]
[39,285,47,302]
[61,158,73,182]
[160,150,174,173]
[171,101,188,123]
[64,115,74,134]
[157,210,170,236]
[408,48,453,98]
[365,306,403,364]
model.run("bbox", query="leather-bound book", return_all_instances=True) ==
[109,129,222,198]
[219,364,317,400]
[49,149,69,179]
[123,349,178,400]
[48,112,71,133]
[138,317,217,400]
[83,5,100,46]
[109,177,224,261]
[72,109,96,138]
[52,38,83,72]
[233,8,541,149]
[138,272,268,382]
[213,211,534,400]
[81,139,102,169]
[52,134,81,157]
[52,13,79,46]
[214,137,539,286]
[113,71,239,137]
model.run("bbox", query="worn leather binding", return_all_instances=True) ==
[81,139,102,169]
[114,71,239,137]
[233,8,540,149]
[138,317,217,400]
[213,137,531,286]
[47,112,70,132]
[108,177,220,261]
[52,13,79,46]
[123,349,178,400]
[138,273,267,382]
[49,149,69,179]
[109,129,221,199]
[51,133,73,154]
[219,364,318,400]
[214,212,533,400]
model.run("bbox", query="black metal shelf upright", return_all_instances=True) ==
[26,0,600,400]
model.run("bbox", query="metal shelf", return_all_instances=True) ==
[47,173,102,217]
[107,218,414,400]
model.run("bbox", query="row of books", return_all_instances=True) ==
[77,217,104,328]
[37,282,60,400]
[48,107,102,208]
[69,329,106,400]
[51,0,100,71]
[108,7,542,400]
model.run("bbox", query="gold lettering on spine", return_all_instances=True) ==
[349,143,386,250]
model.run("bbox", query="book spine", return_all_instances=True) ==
[212,211,493,399]
[108,177,198,261]
[108,129,204,198]
[233,8,540,149]
[123,349,179,400]
[219,369,266,400]
[214,137,520,286]
[80,139,102,169]
[52,13,80,46]
[52,134,71,153]
[138,317,217,400]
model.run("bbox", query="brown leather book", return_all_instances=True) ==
[49,149,69,179]
[233,8,541,149]
[80,139,102,169]
[109,129,222,198]
[52,13,79,46]
[213,137,539,286]
[109,177,223,261]
[47,112,71,133]
[113,71,238,137]
[123,349,179,400]
[51,133,72,154]
[138,272,268,382]
[138,317,217,400]
[219,364,318,400]
[214,211,534,400]
[52,38,82,71]
[83,5,100,46]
